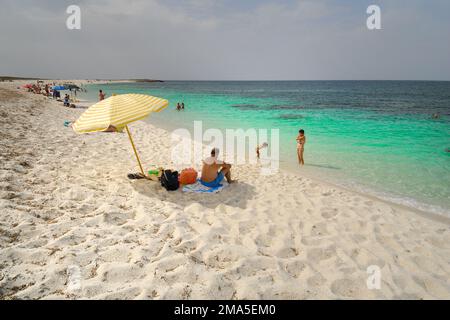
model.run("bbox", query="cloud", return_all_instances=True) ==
[0,0,449,80]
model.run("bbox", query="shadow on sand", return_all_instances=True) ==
[130,179,256,210]
[305,163,341,170]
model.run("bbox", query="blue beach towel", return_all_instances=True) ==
[182,180,227,193]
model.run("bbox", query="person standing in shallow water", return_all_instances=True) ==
[256,142,268,159]
[99,90,106,101]
[296,129,306,165]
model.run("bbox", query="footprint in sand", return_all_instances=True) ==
[100,287,142,299]
[103,211,134,226]
[275,247,299,259]
[321,208,338,219]
[411,275,450,298]
[202,245,243,269]
[307,273,327,287]
[284,260,307,278]
[238,220,255,234]
[330,278,368,298]
[255,234,273,248]
[310,222,328,236]
[307,246,336,263]
[301,236,324,246]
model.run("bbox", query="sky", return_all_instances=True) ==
[1,0,449,80]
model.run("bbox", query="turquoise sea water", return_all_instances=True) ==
[80,81,450,216]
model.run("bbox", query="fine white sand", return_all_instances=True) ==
[0,82,449,300]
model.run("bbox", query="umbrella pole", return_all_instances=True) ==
[125,125,145,177]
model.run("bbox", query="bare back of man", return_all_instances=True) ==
[200,148,236,186]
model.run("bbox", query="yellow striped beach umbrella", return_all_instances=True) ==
[73,94,169,176]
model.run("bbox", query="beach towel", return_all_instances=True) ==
[182,180,227,193]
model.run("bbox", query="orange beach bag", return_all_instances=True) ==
[179,168,198,185]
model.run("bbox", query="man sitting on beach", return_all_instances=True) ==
[200,148,236,187]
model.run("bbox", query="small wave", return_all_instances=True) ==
[278,114,305,120]
[243,89,265,92]
[231,104,261,110]
[272,89,301,93]
[271,105,303,110]
[339,180,450,218]
[372,191,450,218]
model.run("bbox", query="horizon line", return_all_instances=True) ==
[2,76,450,82]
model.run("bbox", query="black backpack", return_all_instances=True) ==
[161,170,179,191]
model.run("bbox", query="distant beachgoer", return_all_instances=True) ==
[176,103,181,111]
[53,89,60,99]
[200,148,236,187]
[33,85,41,94]
[99,90,106,101]
[63,94,70,107]
[44,84,50,96]
[181,102,185,110]
[432,113,440,119]
[296,129,306,165]
[256,142,268,159]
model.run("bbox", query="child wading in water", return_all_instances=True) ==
[256,142,268,159]
[296,129,306,165]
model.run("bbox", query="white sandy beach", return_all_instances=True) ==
[0,81,449,300]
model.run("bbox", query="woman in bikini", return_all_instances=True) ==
[296,129,306,165]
